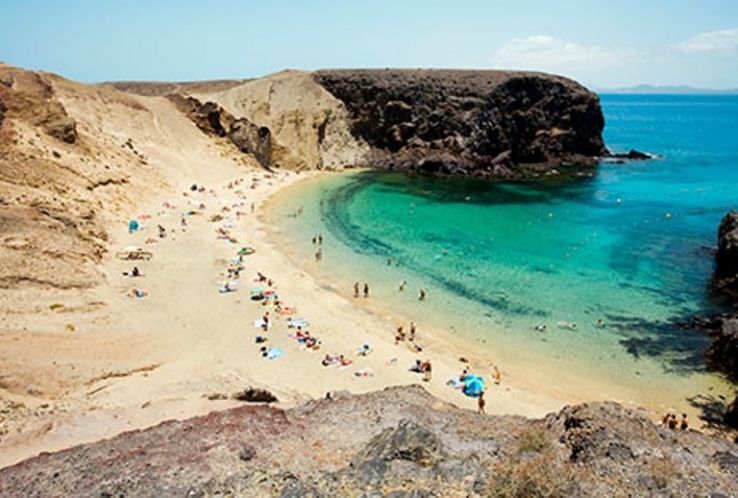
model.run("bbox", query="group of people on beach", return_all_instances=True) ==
[353,282,370,298]
[660,412,689,431]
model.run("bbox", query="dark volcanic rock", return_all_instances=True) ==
[232,387,278,403]
[1,386,737,497]
[167,94,232,137]
[314,69,607,179]
[548,401,657,463]
[713,211,738,302]
[706,317,738,381]
[694,212,738,381]
[727,396,738,430]
[352,419,447,467]
[608,149,653,160]
[167,94,272,168]
[229,118,271,168]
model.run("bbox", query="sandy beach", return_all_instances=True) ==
[0,166,573,469]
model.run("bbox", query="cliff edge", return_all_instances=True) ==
[187,69,607,178]
[314,69,606,178]
[0,386,736,496]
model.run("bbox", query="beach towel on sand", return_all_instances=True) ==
[266,347,284,360]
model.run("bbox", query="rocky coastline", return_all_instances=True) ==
[688,211,738,429]
[312,69,608,178]
[114,69,614,178]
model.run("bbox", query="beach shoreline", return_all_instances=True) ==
[0,167,730,469]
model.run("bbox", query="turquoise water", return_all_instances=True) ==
[266,95,738,406]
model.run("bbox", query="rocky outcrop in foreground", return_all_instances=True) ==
[314,69,607,178]
[0,386,736,496]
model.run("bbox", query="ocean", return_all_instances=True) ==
[265,94,738,412]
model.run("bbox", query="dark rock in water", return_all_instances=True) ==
[691,314,738,381]
[314,69,607,179]
[607,149,652,160]
[232,387,278,403]
[229,118,272,169]
[691,211,738,380]
[712,211,738,302]
[706,318,738,381]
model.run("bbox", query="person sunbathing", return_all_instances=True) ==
[128,288,147,298]
[322,354,339,366]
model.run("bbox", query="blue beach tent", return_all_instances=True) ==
[463,374,486,398]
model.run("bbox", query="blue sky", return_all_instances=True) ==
[2,0,737,89]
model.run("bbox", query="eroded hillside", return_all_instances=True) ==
[0,63,258,290]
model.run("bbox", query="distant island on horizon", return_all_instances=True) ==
[597,83,738,95]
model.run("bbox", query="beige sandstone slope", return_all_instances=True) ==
[192,69,368,171]
[0,63,257,290]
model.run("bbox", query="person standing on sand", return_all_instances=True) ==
[364,283,369,298]
[422,359,432,381]
[419,288,426,300]
[478,392,486,414]
[399,281,407,292]
[354,282,360,298]
[409,322,416,341]
[315,248,322,262]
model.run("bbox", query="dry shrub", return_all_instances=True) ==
[489,449,590,498]
[517,428,549,455]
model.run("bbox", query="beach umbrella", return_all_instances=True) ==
[463,374,486,398]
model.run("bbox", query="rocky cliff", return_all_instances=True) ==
[0,386,736,496]
[183,69,607,178]
[691,211,738,427]
[314,69,607,178]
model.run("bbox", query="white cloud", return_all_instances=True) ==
[675,28,738,54]
[491,35,642,73]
